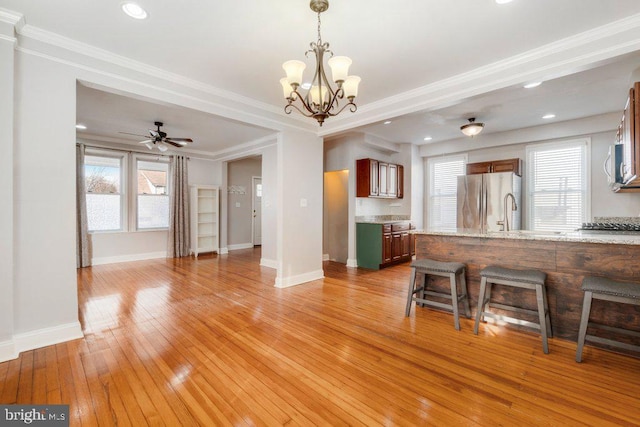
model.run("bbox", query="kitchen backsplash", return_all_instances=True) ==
[355,197,409,217]
[594,216,640,224]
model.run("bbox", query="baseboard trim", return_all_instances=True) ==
[322,253,330,261]
[227,243,254,251]
[0,322,85,363]
[219,247,229,254]
[0,339,17,363]
[92,251,166,265]
[346,258,358,268]
[260,258,277,269]
[275,269,324,288]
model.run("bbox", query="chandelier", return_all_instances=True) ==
[280,0,361,126]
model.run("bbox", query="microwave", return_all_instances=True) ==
[606,144,636,191]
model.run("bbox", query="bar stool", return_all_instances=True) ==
[575,276,640,362]
[474,265,552,353]
[405,259,471,330]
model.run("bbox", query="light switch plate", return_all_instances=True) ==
[300,198,308,207]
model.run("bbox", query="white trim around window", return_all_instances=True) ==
[84,148,128,233]
[525,137,591,232]
[426,154,467,229]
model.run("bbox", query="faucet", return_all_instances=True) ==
[497,193,518,231]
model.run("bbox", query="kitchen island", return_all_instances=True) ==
[413,229,640,345]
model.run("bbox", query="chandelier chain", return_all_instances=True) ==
[317,11,322,45]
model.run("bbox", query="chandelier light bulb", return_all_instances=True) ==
[343,76,361,99]
[328,56,352,83]
[282,60,306,87]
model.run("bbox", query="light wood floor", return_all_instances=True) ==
[1,248,639,426]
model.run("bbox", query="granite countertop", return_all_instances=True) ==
[412,228,640,245]
[355,215,411,224]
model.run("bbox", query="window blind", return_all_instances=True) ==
[428,155,466,229]
[527,140,589,232]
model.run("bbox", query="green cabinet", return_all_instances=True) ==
[356,222,413,270]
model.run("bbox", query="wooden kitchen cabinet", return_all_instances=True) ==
[397,165,404,199]
[356,222,413,269]
[356,158,379,197]
[466,158,522,176]
[615,82,640,190]
[356,158,404,198]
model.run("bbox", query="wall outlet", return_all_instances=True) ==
[235,202,241,208]
[300,198,308,207]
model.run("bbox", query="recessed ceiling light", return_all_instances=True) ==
[301,82,312,90]
[384,120,392,125]
[75,124,87,130]
[524,81,542,89]
[121,2,148,20]
[542,114,556,119]
[496,0,514,4]
[423,136,433,141]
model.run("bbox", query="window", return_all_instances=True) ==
[526,138,590,232]
[427,155,466,229]
[85,154,125,232]
[136,158,170,229]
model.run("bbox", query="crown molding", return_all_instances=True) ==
[0,8,24,27]
[319,12,640,137]
[16,24,303,126]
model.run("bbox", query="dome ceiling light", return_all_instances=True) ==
[460,118,485,137]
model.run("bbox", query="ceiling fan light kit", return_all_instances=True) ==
[280,0,361,126]
[460,118,485,137]
[122,121,193,152]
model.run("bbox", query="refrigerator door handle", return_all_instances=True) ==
[481,182,487,233]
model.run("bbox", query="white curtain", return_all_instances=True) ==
[76,144,92,267]
[167,155,191,258]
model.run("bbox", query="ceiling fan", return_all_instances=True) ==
[119,121,193,152]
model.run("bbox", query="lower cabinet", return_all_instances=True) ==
[356,222,413,269]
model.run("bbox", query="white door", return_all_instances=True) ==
[252,177,262,246]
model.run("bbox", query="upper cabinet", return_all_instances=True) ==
[357,158,404,198]
[614,82,640,191]
[466,158,522,176]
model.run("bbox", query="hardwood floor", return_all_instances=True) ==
[1,248,639,425]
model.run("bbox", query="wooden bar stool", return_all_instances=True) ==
[575,276,640,362]
[474,265,552,353]
[405,259,471,330]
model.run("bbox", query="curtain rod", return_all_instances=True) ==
[76,142,189,160]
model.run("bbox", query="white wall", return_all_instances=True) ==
[260,144,277,267]
[276,130,324,287]
[0,17,15,359]
[90,156,221,264]
[13,52,83,343]
[227,157,261,248]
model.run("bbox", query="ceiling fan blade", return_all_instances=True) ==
[119,131,149,138]
[149,130,159,137]
[165,138,193,143]
[138,139,154,144]
[164,140,185,148]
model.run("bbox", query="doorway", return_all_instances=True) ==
[252,176,262,246]
[323,170,349,263]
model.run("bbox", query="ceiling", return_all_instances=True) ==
[5,0,640,153]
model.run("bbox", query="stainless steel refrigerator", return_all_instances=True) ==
[456,172,522,232]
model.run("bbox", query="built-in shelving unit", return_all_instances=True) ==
[190,185,219,257]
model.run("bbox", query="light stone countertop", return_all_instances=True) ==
[412,228,640,245]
